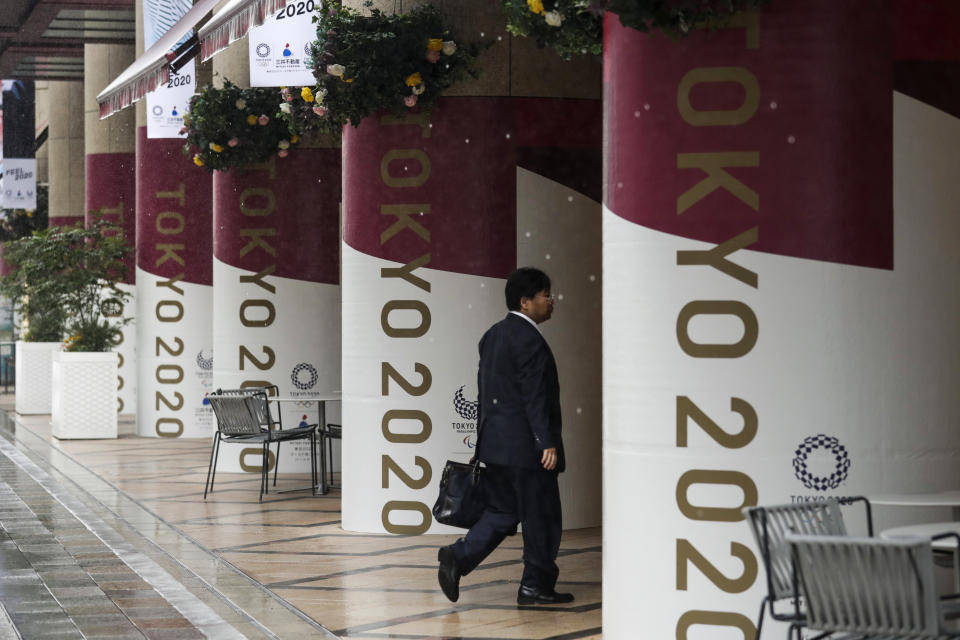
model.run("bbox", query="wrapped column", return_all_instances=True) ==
[341,1,603,534]
[133,0,214,440]
[602,1,960,637]
[135,130,214,438]
[212,148,342,474]
[85,43,138,416]
[210,33,343,477]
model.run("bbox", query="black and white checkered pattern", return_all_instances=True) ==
[453,385,478,421]
[290,362,319,390]
[793,434,850,491]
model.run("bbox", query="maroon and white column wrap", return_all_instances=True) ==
[135,130,214,438]
[342,98,602,533]
[602,1,960,636]
[212,149,342,474]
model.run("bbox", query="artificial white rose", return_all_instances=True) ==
[442,40,457,55]
[278,139,290,150]
[326,64,345,77]
[235,98,247,109]
[544,10,564,26]
[412,83,426,95]
[279,102,292,114]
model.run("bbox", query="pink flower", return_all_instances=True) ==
[227,137,239,147]
[312,105,328,116]
[425,49,440,63]
[404,95,418,108]
[278,149,289,158]
[258,115,270,125]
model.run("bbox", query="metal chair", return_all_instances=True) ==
[204,390,317,501]
[211,386,284,488]
[743,498,874,639]
[787,533,960,639]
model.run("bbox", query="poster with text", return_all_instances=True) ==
[248,2,316,87]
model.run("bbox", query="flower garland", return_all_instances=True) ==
[608,0,772,37]
[275,84,340,142]
[502,0,603,59]
[183,80,301,171]
[307,2,484,128]
[501,0,772,59]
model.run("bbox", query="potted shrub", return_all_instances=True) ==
[0,186,59,414]
[0,219,131,435]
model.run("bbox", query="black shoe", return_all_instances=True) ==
[517,584,574,605]
[438,545,460,603]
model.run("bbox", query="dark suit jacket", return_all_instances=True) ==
[475,313,564,472]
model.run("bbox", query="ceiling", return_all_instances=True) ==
[0,0,135,81]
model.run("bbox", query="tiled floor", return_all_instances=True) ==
[0,396,601,639]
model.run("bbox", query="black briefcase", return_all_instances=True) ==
[432,460,485,529]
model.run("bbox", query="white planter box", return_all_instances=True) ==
[15,341,62,414]
[51,351,118,439]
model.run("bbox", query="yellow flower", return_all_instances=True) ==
[247,114,257,125]
[427,38,443,51]
[301,86,315,103]
[193,155,204,166]
[343,77,353,83]
[527,0,545,14]
[290,134,300,144]
[405,72,423,87]
[209,142,224,152]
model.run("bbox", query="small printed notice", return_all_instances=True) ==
[0,158,36,210]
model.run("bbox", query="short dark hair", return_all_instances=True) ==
[505,267,551,311]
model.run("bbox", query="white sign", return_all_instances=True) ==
[0,158,37,209]
[146,59,194,139]
[248,2,317,87]
[143,0,195,139]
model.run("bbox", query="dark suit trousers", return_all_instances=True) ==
[451,463,562,590]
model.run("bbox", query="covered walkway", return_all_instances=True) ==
[0,396,601,639]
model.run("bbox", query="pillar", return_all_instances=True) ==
[602,1,960,637]
[85,43,137,416]
[210,27,343,476]
[341,1,603,533]
[47,81,84,228]
[135,0,215,439]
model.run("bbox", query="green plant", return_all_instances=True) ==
[183,80,303,172]
[501,0,604,59]
[0,218,132,351]
[276,85,341,142]
[308,1,484,128]
[500,0,772,59]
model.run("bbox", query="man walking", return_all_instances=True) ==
[438,267,572,605]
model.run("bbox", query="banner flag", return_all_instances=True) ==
[0,80,36,210]
[143,0,194,139]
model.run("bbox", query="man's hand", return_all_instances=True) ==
[541,447,558,470]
